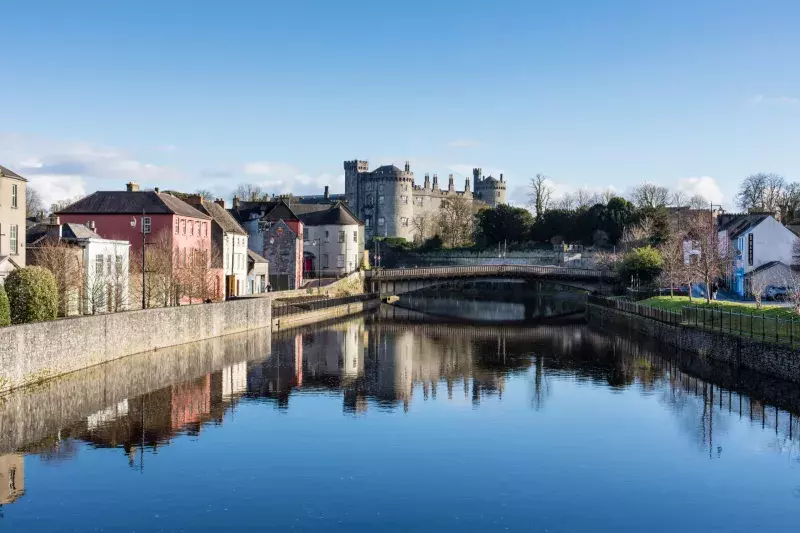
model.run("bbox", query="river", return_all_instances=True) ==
[1,296,800,532]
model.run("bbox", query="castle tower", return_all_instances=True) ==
[473,170,507,208]
[344,159,368,216]
[465,176,470,193]
[432,174,439,190]
[473,168,482,184]
[424,173,430,189]
[448,174,455,191]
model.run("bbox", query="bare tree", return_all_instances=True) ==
[195,189,215,201]
[131,230,178,308]
[620,218,655,252]
[688,194,709,210]
[737,173,785,212]
[528,174,553,221]
[778,182,800,223]
[234,183,265,202]
[670,191,690,208]
[551,193,576,211]
[594,250,621,271]
[575,189,600,209]
[179,244,223,304]
[437,196,475,248]
[27,187,45,218]
[600,189,617,204]
[658,231,687,298]
[27,240,84,316]
[748,272,770,310]
[688,212,731,304]
[410,212,433,243]
[50,194,86,215]
[630,183,670,208]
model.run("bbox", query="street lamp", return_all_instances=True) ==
[312,238,321,288]
[130,211,147,310]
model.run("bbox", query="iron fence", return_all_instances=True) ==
[587,294,682,326]
[681,305,800,346]
[272,293,379,319]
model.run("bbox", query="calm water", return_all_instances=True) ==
[2,305,800,531]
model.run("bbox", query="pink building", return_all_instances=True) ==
[57,182,221,303]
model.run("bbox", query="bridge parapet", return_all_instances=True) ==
[367,264,617,282]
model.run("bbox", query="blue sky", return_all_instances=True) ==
[1,0,799,209]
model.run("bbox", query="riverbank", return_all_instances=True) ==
[587,303,800,384]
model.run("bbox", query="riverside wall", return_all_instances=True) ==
[0,296,274,394]
[587,304,800,383]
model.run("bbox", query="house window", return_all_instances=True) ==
[415,197,423,206]
[365,217,371,228]
[175,218,180,234]
[205,222,208,237]
[182,219,186,235]
[143,217,151,234]
[116,255,123,275]
[401,195,408,204]
[400,217,409,227]
[378,217,385,227]
[748,234,754,266]
[303,227,309,241]
[183,248,187,268]
[378,195,385,205]
[190,221,194,236]
[354,254,359,269]
[9,225,18,255]
[324,231,330,243]
[353,231,357,243]
[107,256,113,275]
[337,254,345,268]
[11,184,17,208]
[95,255,104,275]
[338,230,345,243]
[323,254,329,268]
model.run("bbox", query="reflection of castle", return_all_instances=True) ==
[0,454,24,505]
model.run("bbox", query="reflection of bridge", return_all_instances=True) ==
[367,265,618,295]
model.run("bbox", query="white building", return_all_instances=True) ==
[296,203,365,278]
[185,197,249,297]
[27,218,131,315]
[246,249,269,294]
[718,214,800,297]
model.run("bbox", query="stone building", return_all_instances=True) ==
[344,160,506,241]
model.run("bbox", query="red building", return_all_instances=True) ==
[57,182,221,304]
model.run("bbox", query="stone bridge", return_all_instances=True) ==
[366,265,618,296]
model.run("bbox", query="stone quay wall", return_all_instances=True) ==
[587,304,800,383]
[0,296,274,394]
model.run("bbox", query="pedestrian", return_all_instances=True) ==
[711,282,718,301]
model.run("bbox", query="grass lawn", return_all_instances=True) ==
[640,295,798,319]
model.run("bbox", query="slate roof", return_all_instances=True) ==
[290,203,332,215]
[56,191,211,219]
[720,215,769,239]
[746,260,788,276]
[287,193,347,205]
[27,222,105,246]
[373,165,404,176]
[0,165,27,181]
[230,199,300,223]
[195,199,247,235]
[296,202,363,227]
[247,249,268,263]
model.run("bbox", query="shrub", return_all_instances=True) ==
[618,246,663,287]
[5,266,59,324]
[0,284,9,326]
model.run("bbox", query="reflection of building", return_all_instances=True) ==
[0,454,24,505]
[222,362,248,400]
[171,376,211,431]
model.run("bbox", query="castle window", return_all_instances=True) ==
[378,195,385,205]
[365,217,371,227]
[400,195,408,204]
[496,192,500,197]
[378,184,384,193]
[378,217,385,227]
[400,217,408,227]
[415,197,423,205]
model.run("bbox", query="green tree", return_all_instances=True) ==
[5,266,59,324]
[476,204,534,246]
[618,246,663,287]
[0,284,10,326]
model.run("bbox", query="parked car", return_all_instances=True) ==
[765,285,796,301]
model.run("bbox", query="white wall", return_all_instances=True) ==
[303,224,364,276]
[223,232,249,295]
[83,238,130,314]
[741,217,798,274]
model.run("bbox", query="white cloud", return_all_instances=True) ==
[674,176,725,204]
[446,139,482,149]
[752,94,799,105]
[239,160,342,197]
[0,134,185,207]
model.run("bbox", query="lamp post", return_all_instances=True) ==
[130,211,147,309]
[709,202,725,296]
[312,238,321,288]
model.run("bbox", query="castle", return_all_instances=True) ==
[344,160,506,241]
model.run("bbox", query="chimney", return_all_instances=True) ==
[404,161,411,172]
[500,173,504,182]
[233,195,241,209]
[126,182,140,192]
[424,173,430,189]
[432,174,439,190]
[154,187,160,193]
[214,198,225,209]
[185,194,202,207]
[448,174,455,191]
[84,220,96,231]
[324,185,330,200]
[47,215,62,240]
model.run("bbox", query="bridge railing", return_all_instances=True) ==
[370,264,616,281]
